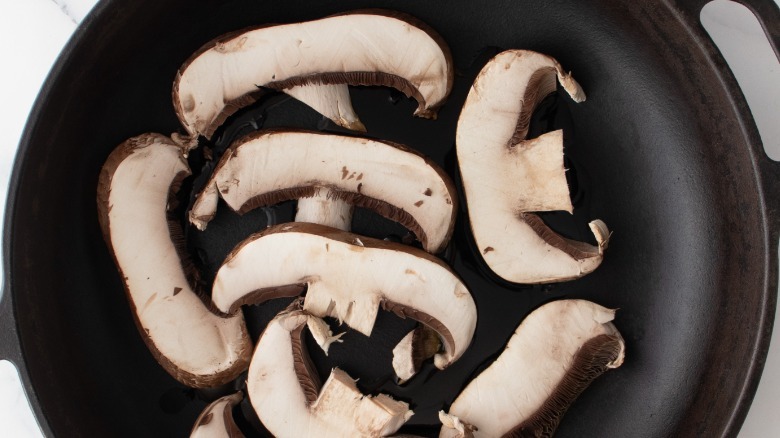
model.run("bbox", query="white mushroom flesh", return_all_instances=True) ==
[457,49,609,283]
[189,392,243,438]
[212,223,476,369]
[190,130,456,253]
[392,330,418,383]
[175,12,452,138]
[248,305,412,437]
[98,134,251,387]
[440,299,625,437]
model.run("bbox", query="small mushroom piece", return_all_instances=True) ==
[457,49,609,283]
[213,223,477,369]
[97,133,252,387]
[174,10,453,139]
[392,325,441,383]
[439,299,625,438]
[438,412,476,438]
[189,130,456,253]
[190,392,244,438]
[248,302,413,437]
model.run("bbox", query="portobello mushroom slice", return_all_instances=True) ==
[190,392,244,438]
[190,130,456,253]
[173,22,365,138]
[174,11,453,139]
[212,222,477,370]
[457,49,609,284]
[97,133,252,387]
[248,301,413,437]
[439,299,625,438]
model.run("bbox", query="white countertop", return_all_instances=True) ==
[0,0,777,436]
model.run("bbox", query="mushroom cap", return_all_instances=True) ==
[190,129,457,253]
[247,302,413,437]
[174,10,453,138]
[440,299,625,437]
[97,133,252,387]
[456,50,608,283]
[212,222,477,370]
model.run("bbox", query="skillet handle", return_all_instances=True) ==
[673,0,780,59]
[0,287,23,364]
[673,0,780,221]
[729,0,780,59]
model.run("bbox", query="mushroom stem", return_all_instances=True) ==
[295,190,353,231]
[284,83,366,132]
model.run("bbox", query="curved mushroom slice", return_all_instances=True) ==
[173,23,364,137]
[190,130,456,253]
[190,392,244,438]
[97,133,252,387]
[439,300,625,438]
[174,11,453,139]
[248,302,413,437]
[284,83,366,132]
[213,223,476,369]
[457,49,609,284]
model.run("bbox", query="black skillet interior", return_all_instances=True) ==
[3,0,779,437]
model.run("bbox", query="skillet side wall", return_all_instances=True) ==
[4,0,775,437]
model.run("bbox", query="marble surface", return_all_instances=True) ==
[0,0,777,436]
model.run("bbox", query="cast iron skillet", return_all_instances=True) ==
[2,0,779,436]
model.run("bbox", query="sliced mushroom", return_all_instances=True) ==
[189,130,456,253]
[173,22,364,138]
[174,10,453,139]
[212,222,477,370]
[97,133,252,387]
[457,49,609,283]
[439,299,625,438]
[392,325,441,383]
[248,301,413,437]
[190,392,244,438]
